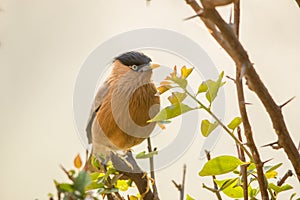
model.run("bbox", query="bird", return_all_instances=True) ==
[86,51,160,166]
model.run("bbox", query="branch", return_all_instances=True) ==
[277,170,293,186]
[294,0,300,7]
[110,152,155,200]
[236,55,268,198]
[185,0,300,182]
[236,127,248,200]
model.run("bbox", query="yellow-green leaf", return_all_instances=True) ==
[215,178,251,198]
[148,103,194,122]
[115,180,129,191]
[168,92,187,104]
[199,155,244,176]
[265,170,278,179]
[129,195,139,200]
[265,163,282,173]
[201,119,218,137]
[74,154,82,169]
[227,117,242,130]
[205,71,225,104]
[186,194,195,200]
[180,66,193,79]
[136,150,158,159]
[269,183,293,194]
[198,82,208,93]
[170,76,187,89]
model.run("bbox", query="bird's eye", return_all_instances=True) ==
[131,65,138,71]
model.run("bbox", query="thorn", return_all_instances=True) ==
[226,75,236,83]
[279,96,296,109]
[262,158,273,166]
[184,9,204,20]
[261,141,282,150]
[241,101,252,105]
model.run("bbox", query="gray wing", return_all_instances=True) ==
[86,81,109,143]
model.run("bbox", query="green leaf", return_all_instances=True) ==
[249,187,259,198]
[201,119,218,137]
[205,71,225,104]
[290,193,296,200]
[136,150,158,159]
[215,178,250,198]
[227,117,242,130]
[73,171,91,193]
[269,183,293,194]
[148,103,195,122]
[85,181,105,190]
[186,194,195,200]
[199,155,244,176]
[57,183,74,192]
[217,178,239,191]
[99,188,119,194]
[198,82,208,93]
[265,163,283,173]
[168,92,187,104]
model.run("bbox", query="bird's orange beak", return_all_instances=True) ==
[150,63,160,70]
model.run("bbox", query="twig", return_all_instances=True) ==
[185,0,300,182]
[236,127,248,200]
[226,75,236,83]
[180,164,187,200]
[233,0,240,37]
[277,170,293,186]
[172,164,187,200]
[60,165,74,182]
[205,151,222,200]
[147,138,159,200]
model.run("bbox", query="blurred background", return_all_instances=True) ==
[0,0,299,199]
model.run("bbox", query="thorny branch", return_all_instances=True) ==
[185,0,300,182]
[232,3,268,198]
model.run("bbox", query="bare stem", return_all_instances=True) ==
[205,151,222,200]
[236,127,248,200]
[147,138,159,200]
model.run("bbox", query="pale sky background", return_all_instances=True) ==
[1,0,300,199]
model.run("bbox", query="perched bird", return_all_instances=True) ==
[86,51,160,163]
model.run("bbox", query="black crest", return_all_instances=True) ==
[114,51,152,66]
